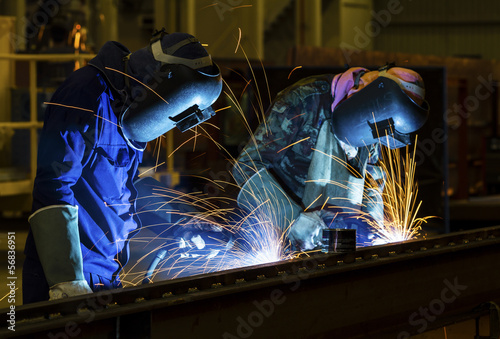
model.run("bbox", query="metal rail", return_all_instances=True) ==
[0,52,180,195]
[2,225,500,338]
[0,53,95,198]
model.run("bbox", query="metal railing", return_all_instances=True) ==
[0,53,95,197]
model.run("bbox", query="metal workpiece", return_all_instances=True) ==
[321,228,357,253]
[2,226,500,338]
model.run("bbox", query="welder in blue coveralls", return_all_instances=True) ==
[22,30,223,303]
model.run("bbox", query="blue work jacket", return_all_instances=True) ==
[25,42,146,283]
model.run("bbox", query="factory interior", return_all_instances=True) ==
[0,0,499,338]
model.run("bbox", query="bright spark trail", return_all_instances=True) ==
[371,136,433,245]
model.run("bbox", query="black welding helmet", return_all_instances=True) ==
[121,31,222,143]
[331,67,429,149]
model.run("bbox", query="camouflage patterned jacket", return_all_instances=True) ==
[233,74,384,218]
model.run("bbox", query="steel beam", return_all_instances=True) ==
[1,226,500,338]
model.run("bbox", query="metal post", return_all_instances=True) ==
[29,60,37,184]
[185,0,196,35]
[457,79,469,199]
[296,0,322,47]
[255,0,265,58]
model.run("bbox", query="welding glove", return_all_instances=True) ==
[29,205,92,300]
[237,168,302,234]
[288,211,328,251]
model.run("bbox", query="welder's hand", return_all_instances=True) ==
[289,211,328,251]
[49,280,93,300]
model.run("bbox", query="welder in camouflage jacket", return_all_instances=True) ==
[233,66,429,250]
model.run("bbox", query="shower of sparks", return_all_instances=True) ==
[119,180,295,286]
[370,136,433,245]
[124,131,434,285]
[223,216,293,269]
[117,33,432,287]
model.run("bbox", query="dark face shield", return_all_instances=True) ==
[331,76,429,149]
[120,63,222,143]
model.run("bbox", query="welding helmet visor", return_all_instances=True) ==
[331,75,429,149]
[121,32,222,143]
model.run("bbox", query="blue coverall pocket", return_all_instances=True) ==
[87,146,131,200]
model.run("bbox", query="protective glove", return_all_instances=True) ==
[288,211,328,251]
[29,205,92,299]
[49,281,93,300]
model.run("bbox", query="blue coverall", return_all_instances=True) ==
[23,42,146,303]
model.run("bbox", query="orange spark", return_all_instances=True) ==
[277,137,310,153]
[168,133,201,158]
[241,79,253,99]
[233,5,253,10]
[288,66,302,79]
[43,102,94,113]
[104,67,169,104]
[235,27,242,53]
[304,194,323,212]
[138,162,166,178]
[190,152,207,161]
[199,3,218,10]
[215,106,231,113]
[290,113,306,120]
[93,114,121,128]
[202,122,221,130]
[224,68,253,99]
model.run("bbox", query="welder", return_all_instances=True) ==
[233,65,429,251]
[22,30,223,303]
